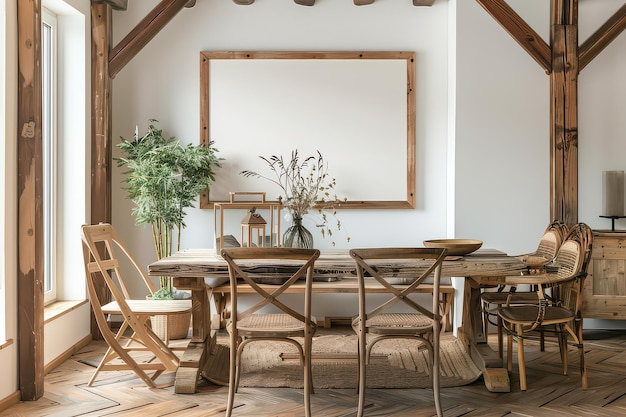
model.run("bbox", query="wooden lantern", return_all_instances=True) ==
[241,208,267,247]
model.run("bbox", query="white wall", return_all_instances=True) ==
[43,305,91,364]
[455,0,550,253]
[576,0,626,329]
[456,0,626,244]
[455,0,626,329]
[111,0,452,299]
[578,0,626,230]
[110,0,626,322]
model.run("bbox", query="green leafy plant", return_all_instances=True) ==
[117,119,222,298]
[241,150,349,246]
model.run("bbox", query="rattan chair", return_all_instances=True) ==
[80,223,192,387]
[221,247,320,417]
[481,220,569,357]
[350,247,447,417]
[498,223,593,391]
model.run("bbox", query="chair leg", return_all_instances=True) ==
[356,330,366,417]
[559,325,569,376]
[89,323,160,388]
[304,334,313,417]
[506,325,513,372]
[576,320,588,390]
[497,315,503,359]
[516,324,527,391]
[226,332,237,417]
[432,328,443,417]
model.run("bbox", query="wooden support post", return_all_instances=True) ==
[550,0,579,226]
[90,3,113,340]
[91,3,112,227]
[17,0,45,401]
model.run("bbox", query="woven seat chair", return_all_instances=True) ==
[81,223,192,387]
[350,247,447,417]
[221,247,320,417]
[498,223,593,391]
[481,220,569,357]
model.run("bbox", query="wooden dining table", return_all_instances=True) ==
[148,248,526,394]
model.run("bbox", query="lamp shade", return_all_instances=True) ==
[602,170,625,217]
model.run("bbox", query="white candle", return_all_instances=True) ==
[602,170,625,216]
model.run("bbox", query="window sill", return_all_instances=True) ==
[0,339,13,351]
[44,300,88,324]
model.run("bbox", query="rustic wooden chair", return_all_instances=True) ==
[349,247,447,417]
[481,220,569,357]
[498,222,593,391]
[80,223,191,387]
[220,247,320,417]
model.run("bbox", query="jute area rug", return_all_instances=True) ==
[202,332,481,389]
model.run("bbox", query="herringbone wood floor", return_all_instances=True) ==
[3,328,626,416]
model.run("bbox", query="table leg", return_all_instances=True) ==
[460,277,510,392]
[173,280,211,394]
[212,292,229,330]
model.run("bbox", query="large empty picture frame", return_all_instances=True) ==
[199,51,416,210]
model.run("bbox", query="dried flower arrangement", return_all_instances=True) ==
[241,150,349,247]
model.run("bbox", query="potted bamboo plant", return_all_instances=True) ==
[116,120,222,337]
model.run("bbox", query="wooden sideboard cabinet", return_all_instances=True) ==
[582,231,626,319]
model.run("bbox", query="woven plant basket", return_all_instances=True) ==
[150,312,191,340]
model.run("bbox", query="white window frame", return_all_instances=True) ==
[0,0,7,340]
[42,7,58,305]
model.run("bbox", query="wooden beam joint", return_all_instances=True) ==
[231,0,436,5]
[92,0,128,11]
[476,0,551,73]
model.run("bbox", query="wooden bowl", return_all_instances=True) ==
[423,239,483,256]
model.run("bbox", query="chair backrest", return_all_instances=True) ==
[220,247,320,326]
[81,223,163,342]
[553,223,593,313]
[81,223,157,304]
[535,220,569,260]
[349,247,447,325]
[553,223,592,278]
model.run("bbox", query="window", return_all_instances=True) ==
[42,7,57,304]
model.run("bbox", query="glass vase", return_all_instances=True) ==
[283,217,314,249]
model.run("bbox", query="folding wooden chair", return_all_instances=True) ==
[220,247,320,417]
[350,247,447,417]
[81,223,191,387]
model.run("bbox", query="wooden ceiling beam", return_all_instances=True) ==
[93,0,195,11]
[476,0,552,74]
[108,0,192,78]
[579,2,626,72]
